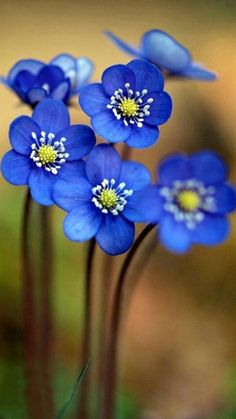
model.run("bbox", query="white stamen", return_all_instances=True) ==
[107,83,154,128]
[160,178,217,230]
[30,131,69,175]
[91,178,133,216]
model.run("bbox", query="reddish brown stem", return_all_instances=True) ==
[101,224,155,419]
[39,205,55,418]
[76,238,96,419]
[21,190,44,419]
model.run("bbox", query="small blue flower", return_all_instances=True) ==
[0,54,94,107]
[105,30,217,81]
[79,59,172,148]
[128,151,236,253]
[1,98,96,206]
[53,144,151,255]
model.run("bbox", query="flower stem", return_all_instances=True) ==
[77,238,96,419]
[39,205,55,418]
[101,223,156,419]
[21,190,44,419]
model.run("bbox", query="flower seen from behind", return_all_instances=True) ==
[53,144,152,255]
[0,54,94,107]
[1,98,96,205]
[79,59,172,148]
[105,30,217,81]
[130,151,236,252]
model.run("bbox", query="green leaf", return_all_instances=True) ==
[56,359,91,419]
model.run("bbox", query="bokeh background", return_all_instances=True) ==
[1,0,236,418]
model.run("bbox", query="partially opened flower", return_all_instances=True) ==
[79,59,172,148]
[1,98,96,205]
[128,151,236,253]
[53,144,152,255]
[105,30,217,81]
[0,54,94,107]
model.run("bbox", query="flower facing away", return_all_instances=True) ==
[130,151,236,253]
[1,98,96,205]
[53,144,152,255]
[105,30,217,81]
[0,54,94,107]
[79,59,172,148]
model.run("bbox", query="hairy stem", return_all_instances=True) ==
[101,224,156,418]
[77,238,96,419]
[21,190,43,419]
[39,205,55,418]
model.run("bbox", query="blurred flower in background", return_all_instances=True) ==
[105,29,217,80]
[0,54,94,107]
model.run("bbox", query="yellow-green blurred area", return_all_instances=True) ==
[1,0,236,418]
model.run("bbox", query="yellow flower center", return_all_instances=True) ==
[38,145,57,165]
[119,98,139,117]
[99,190,118,209]
[177,190,201,212]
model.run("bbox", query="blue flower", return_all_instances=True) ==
[53,144,151,255]
[0,54,94,107]
[105,30,217,81]
[1,98,96,206]
[79,59,172,148]
[128,151,236,253]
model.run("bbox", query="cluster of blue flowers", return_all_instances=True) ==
[1,30,235,255]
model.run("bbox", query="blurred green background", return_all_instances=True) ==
[1,0,236,418]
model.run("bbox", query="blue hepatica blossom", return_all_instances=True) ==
[0,54,94,106]
[53,144,152,255]
[105,30,217,81]
[1,98,96,205]
[79,59,172,148]
[132,151,236,253]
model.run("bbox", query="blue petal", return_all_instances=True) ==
[51,55,94,93]
[145,91,172,125]
[140,30,191,72]
[51,80,71,102]
[96,214,135,255]
[127,59,164,93]
[102,64,135,96]
[64,204,102,242]
[27,87,47,105]
[189,151,228,185]
[92,110,131,143]
[1,150,32,185]
[125,124,159,148]
[180,62,217,81]
[193,215,229,245]
[7,59,44,85]
[158,154,191,185]
[105,31,141,57]
[53,177,92,211]
[28,168,55,205]
[55,125,96,161]
[119,161,151,191]
[34,65,65,91]
[32,98,70,133]
[9,116,41,155]
[73,57,94,93]
[214,183,236,214]
[51,54,76,73]
[79,83,108,117]
[123,185,164,223]
[85,144,121,185]
[160,215,192,253]
[57,160,85,183]
[13,70,35,93]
